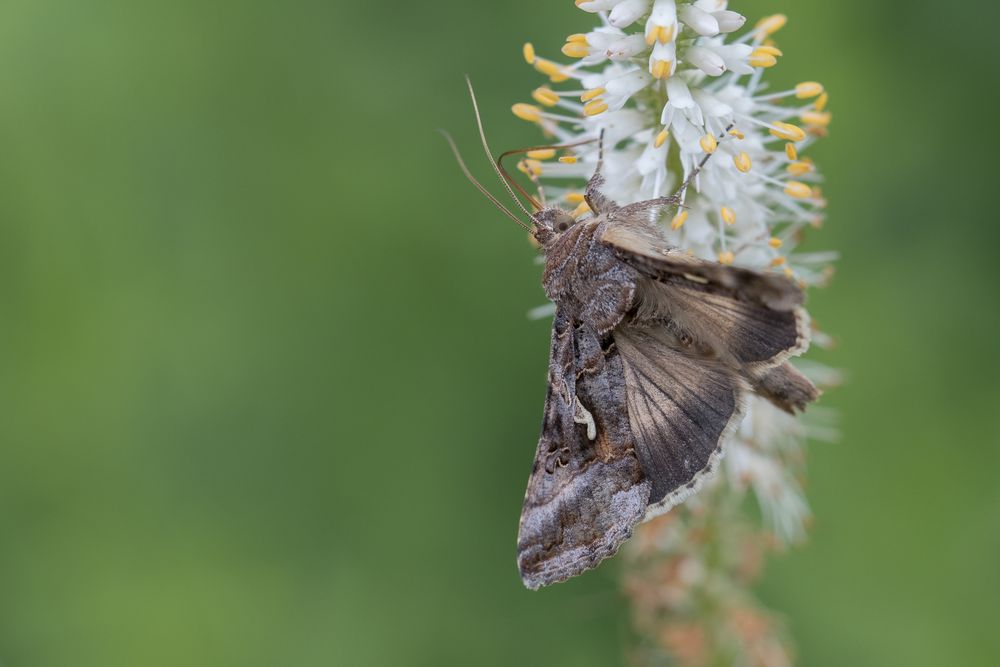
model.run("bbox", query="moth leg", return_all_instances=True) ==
[611,194,682,223]
[585,130,620,215]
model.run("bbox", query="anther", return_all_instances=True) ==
[721,207,736,225]
[700,133,718,154]
[749,49,778,68]
[734,152,752,173]
[527,149,556,160]
[801,111,832,127]
[654,129,669,148]
[770,121,806,142]
[532,87,560,107]
[718,251,735,265]
[795,82,824,99]
[769,237,783,248]
[559,155,578,164]
[670,210,689,230]
[534,58,570,83]
[651,59,673,79]
[756,14,787,36]
[561,41,589,59]
[583,99,608,116]
[785,143,798,160]
[580,87,605,102]
[787,161,814,176]
[512,103,542,122]
[784,181,812,199]
[523,43,537,65]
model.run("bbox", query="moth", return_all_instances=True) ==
[445,81,819,590]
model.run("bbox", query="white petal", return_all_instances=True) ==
[576,0,622,13]
[608,0,650,28]
[692,89,733,118]
[665,76,694,108]
[694,0,727,11]
[649,0,678,24]
[686,45,727,76]
[605,34,648,61]
[714,43,754,75]
[713,10,746,33]
[679,5,720,36]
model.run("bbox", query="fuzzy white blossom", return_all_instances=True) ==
[515,5,836,664]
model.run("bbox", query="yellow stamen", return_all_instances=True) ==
[795,82,824,99]
[785,143,799,161]
[729,128,745,140]
[801,110,832,127]
[571,201,591,218]
[770,121,806,142]
[583,99,608,116]
[718,251,735,265]
[733,152,752,173]
[721,206,736,225]
[651,59,673,79]
[531,87,560,107]
[749,50,778,68]
[534,58,570,83]
[670,210,689,230]
[566,33,588,44]
[654,129,669,148]
[787,161,814,176]
[815,92,829,111]
[561,41,589,58]
[645,25,675,45]
[699,133,718,154]
[512,103,541,123]
[526,148,556,160]
[565,192,586,204]
[768,237,783,249]
[580,87,605,102]
[770,256,787,267]
[756,14,788,36]
[784,181,813,199]
[523,43,536,65]
[755,45,783,57]
[559,155,578,164]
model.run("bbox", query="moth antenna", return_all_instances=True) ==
[594,129,606,177]
[673,123,735,200]
[497,137,599,212]
[439,129,532,232]
[465,76,536,220]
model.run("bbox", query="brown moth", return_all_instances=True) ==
[445,81,818,590]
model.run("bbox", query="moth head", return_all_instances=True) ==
[532,207,577,245]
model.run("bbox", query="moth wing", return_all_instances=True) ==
[644,279,811,369]
[601,220,811,370]
[517,310,650,590]
[600,220,803,311]
[615,326,745,517]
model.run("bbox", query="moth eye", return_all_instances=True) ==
[555,221,570,232]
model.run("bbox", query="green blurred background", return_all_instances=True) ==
[0,1,997,665]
